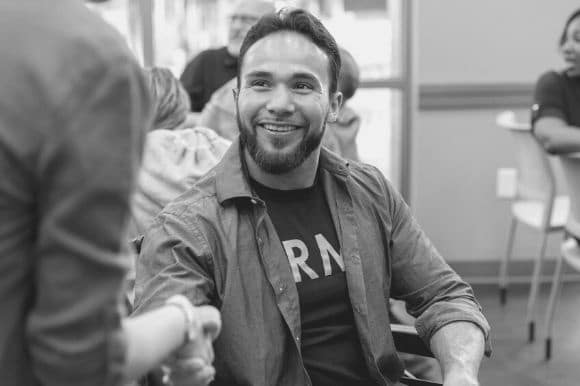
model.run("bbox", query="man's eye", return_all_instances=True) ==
[294,82,313,91]
[251,80,270,88]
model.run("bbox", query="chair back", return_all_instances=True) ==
[558,155,580,238]
[392,324,442,386]
[497,110,556,227]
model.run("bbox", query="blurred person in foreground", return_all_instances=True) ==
[0,1,220,385]
[134,8,490,386]
[533,8,580,154]
[180,0,275,112]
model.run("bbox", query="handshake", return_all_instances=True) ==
[161,295,222,386]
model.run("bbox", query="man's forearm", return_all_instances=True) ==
[429,321,485,386]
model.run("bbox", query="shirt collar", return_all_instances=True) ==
[215,138,350,205]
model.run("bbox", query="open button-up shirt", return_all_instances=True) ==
[133,141,491,386]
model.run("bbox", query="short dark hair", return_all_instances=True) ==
[237,7,341,95]
[559,8,580,47]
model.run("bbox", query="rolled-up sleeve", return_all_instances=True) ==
[27,54,151,385]
[383,175,492,356]
[132,208,217,316]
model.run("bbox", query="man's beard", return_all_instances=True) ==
[237,111,325,174]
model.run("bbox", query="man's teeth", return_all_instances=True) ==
[261,124,297,132]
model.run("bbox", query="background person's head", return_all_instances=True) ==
[337,47,360,102]
[144,67,191,131]
[559,8,580,74]
[227,0,276,57]
[234,8,342,174]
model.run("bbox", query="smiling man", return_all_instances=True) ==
[134,8,491,386]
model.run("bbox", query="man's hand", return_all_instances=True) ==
[168,305,221,386]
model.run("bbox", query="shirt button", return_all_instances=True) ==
[279,285,284,293]
[250,198,257,205]
[296,336,300,342]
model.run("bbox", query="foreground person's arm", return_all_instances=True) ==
[122,301,221,384]
[429,321,485,386]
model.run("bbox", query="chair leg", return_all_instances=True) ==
[544,251,564,360]
[525,231,549,343]
[499,218,517,305]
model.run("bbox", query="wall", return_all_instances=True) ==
[412,0,579,263]
[417,0,574,84]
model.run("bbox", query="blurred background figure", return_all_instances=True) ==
[179,0,275,112]
[145,67,192,131]
[128,127,231,244]
[130,66,231,241]
[0,2,219,385]
[533,8,580,154]
[198,77,238,140]
[323,46,362,161]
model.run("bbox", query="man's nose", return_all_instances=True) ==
[266,85,295,115]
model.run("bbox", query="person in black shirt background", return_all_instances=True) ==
[533,8,580,154]
[179,0,274,112]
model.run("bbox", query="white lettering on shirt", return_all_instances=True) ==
[315,233,345,275]
[282,239,319,282]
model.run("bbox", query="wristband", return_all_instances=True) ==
[165,294,198,344]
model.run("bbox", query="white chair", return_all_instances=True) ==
[543,154,580,360]
[496,110,569,342]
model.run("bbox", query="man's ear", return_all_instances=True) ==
[327,91,343,122]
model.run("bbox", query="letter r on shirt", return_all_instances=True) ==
[282,239,319,282]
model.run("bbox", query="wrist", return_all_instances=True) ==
[443,368,479,386]
[165,294,198,345]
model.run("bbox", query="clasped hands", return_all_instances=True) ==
[165,303,222,386]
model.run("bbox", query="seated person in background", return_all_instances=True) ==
[0,2,219,386]
[533,8,580,154]
[322,47,361,161]
[129,128,231,239]
[134,9,491,386]
[200,47,361,160]
[180,0,275,112]
[198,77,239,140]
[145,67,192,131]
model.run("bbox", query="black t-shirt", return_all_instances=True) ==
[179,46,237,112]
[533,70,580,127]
[251,177,373,386]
